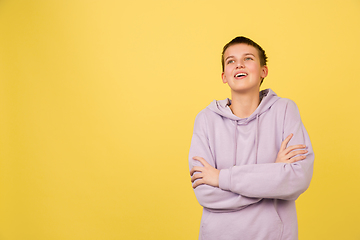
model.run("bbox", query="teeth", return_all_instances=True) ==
[235,73,247,77]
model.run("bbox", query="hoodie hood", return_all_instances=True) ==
[206,89,281,166]
[206,89,280,122]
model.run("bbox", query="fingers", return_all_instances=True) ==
[190,156,208,176]
[190,170,204,188]
[287,149,308,159]
[284,144,307,155]
[190,156,206,187]
[190,156,225,188]
[287,155,306,163]
[280,134,293,151]
[190,167,204,188]
[191,172,202,183]
[189,166,202,176]
[192,179,204,188]
[192,156,208,166]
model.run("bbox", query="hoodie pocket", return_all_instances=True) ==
[201,199,283,240]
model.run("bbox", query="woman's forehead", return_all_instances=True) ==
[224,43,258,57]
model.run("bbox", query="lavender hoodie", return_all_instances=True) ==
[189,89,314,240]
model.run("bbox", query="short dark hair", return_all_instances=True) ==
[221,36,268,72]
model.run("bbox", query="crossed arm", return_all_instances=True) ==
[190,133,308,189]
[189,101,314,211]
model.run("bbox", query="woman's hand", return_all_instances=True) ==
[276,133,308,163]
[190,156,220,189]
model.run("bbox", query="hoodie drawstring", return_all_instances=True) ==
[234,121,238,166]
[206,89,279,167]
[255,114,259,164]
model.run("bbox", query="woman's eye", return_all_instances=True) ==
[245,57,253,61]
[227,60,234,64]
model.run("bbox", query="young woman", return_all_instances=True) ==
[189,36,314,240]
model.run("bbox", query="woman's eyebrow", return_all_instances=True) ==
[225,56,235,61]
[225,53,256,61]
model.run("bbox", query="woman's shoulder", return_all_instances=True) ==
[271,97,302,121]
[273,97,298,109]
[194,107,221,122]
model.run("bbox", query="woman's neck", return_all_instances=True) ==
[229,89,260,118]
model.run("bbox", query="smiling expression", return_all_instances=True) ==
[222,43,268,93]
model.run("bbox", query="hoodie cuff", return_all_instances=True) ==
[219,168,231,191]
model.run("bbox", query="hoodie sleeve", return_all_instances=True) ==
[189,111,262,212]
[218,100,314,200]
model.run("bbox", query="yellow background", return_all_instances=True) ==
[1,0,359,239]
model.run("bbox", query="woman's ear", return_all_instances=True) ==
[222,72,227,84]
[261,65,268,78]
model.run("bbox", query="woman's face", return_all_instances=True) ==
[222,43,268,93]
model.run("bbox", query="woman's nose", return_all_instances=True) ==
[236,60,245,68]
